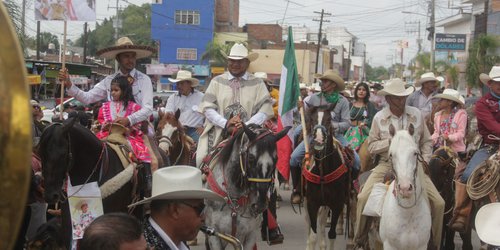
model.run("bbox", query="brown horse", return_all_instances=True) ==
[303,105,351,250]
[156,110,194,166]
[429,146,473,250]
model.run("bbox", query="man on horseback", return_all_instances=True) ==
[406,72,439,133]
[450,66,500,233]
[289,70,360,204]
[353,78,445,249]
[196,43,274,166]
[162,70,204,144]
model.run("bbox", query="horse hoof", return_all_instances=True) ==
[283,183,290,190]
[277,193,283,201]
[291,192,302,204]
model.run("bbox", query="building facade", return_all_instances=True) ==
[151,0,215,84]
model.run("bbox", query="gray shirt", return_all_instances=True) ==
[304,93,351,135]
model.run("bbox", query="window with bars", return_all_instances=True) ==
[175,10,200,25]
[176,48,197,60]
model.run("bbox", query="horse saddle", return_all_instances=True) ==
[104,123,134,169]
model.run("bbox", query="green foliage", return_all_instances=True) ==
[201,41,233,67]
[466,34,500,88]
[4,0,26,53]
[413,52,431,78]
[365,64,389,81]
[75,3,153,58]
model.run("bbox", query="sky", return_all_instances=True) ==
[19,0,467,67]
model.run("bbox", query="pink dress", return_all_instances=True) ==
[96,101,151,163]
[431,108,467,153]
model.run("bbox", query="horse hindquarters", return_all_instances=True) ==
[380,182,431,250]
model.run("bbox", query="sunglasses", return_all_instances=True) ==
[179,201,206,217]
[32,105,41,110]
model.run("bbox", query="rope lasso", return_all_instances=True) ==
[466,155,500,200]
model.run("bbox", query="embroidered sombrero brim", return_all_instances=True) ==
[97,45,156,60]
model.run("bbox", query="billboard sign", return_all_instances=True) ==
[435,33,467,51]
[35,0,96,21]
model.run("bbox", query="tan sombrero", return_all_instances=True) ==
[96,37,155,60]
[313,70,345,91]
[475,202,500,246]
[479,66,500,84]
[432,88,464,105]
[416,72,438,87]
[222,43,258,62]
[129,166,224,207]
[168,70,199,87]
[254,72,279,87]
[377,78,415,96]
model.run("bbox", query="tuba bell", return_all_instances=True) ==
[0,2,32,250]
[200,225,243,250]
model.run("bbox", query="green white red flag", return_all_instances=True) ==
[276,27,300,180]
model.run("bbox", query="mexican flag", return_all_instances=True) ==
[276,27,300,180]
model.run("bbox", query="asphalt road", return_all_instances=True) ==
[192,186,482,250]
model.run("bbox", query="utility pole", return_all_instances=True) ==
[36,21,40,60]
[83,22,88,64]
[22,0,26,39]
[313,9,331,74]
[346,40,352,81]
[362,49,367,81]
[430,0,436,72]
[109,0,122,70]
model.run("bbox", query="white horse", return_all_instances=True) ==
[379,124,431,250]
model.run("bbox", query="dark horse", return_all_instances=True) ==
[156,110,193,166]
[38,118,145,248]
[203,124,290,249]
[304,105,350,249]
[429,146,473,250]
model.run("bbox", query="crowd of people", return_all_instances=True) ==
[22,36,500,249]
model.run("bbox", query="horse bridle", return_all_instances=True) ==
[239,130,274,183]
[390,152,421,209]
[157,130,185,165]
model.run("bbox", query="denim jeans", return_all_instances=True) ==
[185,127,200,143]
[460,145,498,183]
[290,125,361,170]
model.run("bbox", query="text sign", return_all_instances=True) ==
[435,33,466,51]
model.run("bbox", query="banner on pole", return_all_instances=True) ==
[34,0,96,21]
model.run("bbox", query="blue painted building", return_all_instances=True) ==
[151,0,214,84]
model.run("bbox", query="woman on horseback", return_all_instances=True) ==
[430,89,469,233]
[345,82,377,152]
[96,75,151,163]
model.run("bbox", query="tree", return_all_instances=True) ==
[365,64,389,81]
[4,0,26,53]
[200,41,233,67]
[466,34,500,89]
[75,3,153,60]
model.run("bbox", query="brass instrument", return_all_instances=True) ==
[0,3,32,250]
[200,226,243,250]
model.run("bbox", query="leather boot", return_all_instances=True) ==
[449,181,471,233]
[290,167,302,204]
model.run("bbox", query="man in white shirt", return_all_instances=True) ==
[129,166,224,250]
[406,72,439,132]
[59,37,155,127]
[162,70,204,143]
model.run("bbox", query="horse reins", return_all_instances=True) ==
[239,130,274,183]
[157,131,185,165]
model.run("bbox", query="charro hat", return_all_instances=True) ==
[416,72,438,87]
[475,202,500,246]
[96,37,155,60]
[129,166,224,207]
[313,70,345,91]
[479,66,500,84]
[168,70,199,87]
[299,83,308,89]
[254,72,279,87]
[377,78,415,96]
[223,43,258,62]
[432,88,465,105]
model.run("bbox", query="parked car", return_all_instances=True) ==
[154,90,178,105]
[42,97,94,122]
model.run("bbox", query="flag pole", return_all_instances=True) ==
[298,96,310,169]
[59,21,67,120]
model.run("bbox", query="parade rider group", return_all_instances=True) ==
[54,36,500,249]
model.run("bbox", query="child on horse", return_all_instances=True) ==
[96,75,151,163]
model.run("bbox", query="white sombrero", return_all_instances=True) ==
[416,72,439,87]
[129,166,224,207]
[222,43,258,62]
[168,70,199,87]
[479,66,500,84]
[432,88,465,105]
[377,78,415,96]
[475,202,500,246]
[96,37,155,60]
